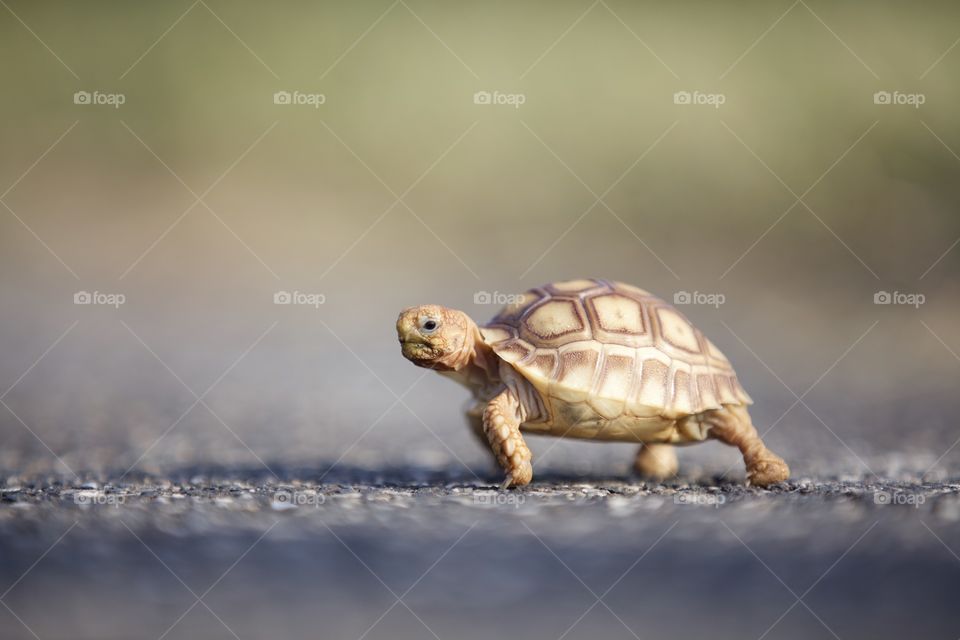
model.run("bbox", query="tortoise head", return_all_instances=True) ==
[397,305,476,371]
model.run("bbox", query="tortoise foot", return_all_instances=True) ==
[501,461,533,489]
[634,443,678,481]
[747,456,790,487]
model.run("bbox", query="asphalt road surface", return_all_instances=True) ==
[2,467,959,640]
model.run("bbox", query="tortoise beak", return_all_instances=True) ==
[399,335,441,365]
[397,309,432,362]
[396,308,420,343]
[400,339,427,360]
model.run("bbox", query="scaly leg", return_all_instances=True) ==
[634,443,678,481]
[483,389,533,489]
[466,405,499,468]
[705,404,789,487]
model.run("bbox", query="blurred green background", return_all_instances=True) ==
[1,0,959,479]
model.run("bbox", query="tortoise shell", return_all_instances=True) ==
[480,279,751,422]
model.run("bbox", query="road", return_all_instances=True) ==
[2,469,959,640]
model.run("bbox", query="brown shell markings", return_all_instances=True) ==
[482,279,751,419]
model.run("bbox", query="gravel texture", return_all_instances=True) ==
[2,469,959,640]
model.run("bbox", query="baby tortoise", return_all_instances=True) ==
[397,279,789,488]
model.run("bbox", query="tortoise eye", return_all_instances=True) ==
[421,319,439,333]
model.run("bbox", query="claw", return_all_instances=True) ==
[499,474,514,491]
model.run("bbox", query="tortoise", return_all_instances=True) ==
[396,279,789,488]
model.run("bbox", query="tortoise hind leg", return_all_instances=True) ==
[705,405,789,487]
[634,443,678,481]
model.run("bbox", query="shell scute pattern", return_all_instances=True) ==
[526,353,558,381]
[523,298,588,343]
[590,293,645,334]
[636,358,670,409]
[554,348,599,403]
[595,348,635,401]
[483,280,751,419]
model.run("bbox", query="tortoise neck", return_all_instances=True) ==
[468,323,498,378]
[449,319,490,371]
[441,320,500,388]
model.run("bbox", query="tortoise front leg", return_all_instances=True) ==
[705,404,789,487]
[483,389,533,489]
[466,405,499,469]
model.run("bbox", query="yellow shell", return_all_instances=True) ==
[480,279,751,427]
